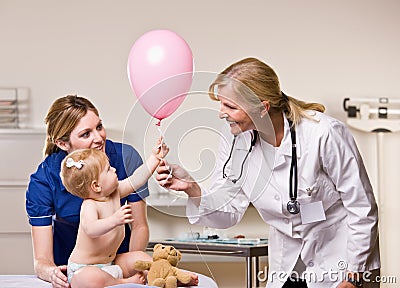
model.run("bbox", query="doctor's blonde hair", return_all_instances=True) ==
[208,57,325,125]
[60,148,109,199]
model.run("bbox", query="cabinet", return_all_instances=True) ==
[0,129,45,274]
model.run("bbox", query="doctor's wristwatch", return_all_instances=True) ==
[346,272,363,287]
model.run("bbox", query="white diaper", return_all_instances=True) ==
[67,260,123,283]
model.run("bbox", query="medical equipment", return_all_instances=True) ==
[343,97,400,132]
[343,97,400,202]
[287,119,300,214]
[223,120,300,214]
[343,96,400,201]
[222,130,258,184]
[343,96,400,274]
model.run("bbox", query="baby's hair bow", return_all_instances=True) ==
[66,158,85,169]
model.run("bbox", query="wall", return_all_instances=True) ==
[1,0,399,286]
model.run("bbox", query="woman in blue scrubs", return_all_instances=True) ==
[26,95,151,288]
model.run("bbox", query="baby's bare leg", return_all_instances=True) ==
[178,271,199,287]
[115,250,152,277]
[123,272,146,284]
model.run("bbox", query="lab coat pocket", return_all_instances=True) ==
[314,221,346,271]
[318,173,341,210]
[297,179,321,205]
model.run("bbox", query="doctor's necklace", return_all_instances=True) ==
[287,119,300,214]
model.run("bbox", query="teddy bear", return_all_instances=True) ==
[134,243,192,288]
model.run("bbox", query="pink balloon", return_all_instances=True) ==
[127,30,194,123]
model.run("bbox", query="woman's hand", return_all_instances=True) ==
[31,226,69,287]
[51,265,69,288]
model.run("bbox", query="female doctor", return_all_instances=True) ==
[156,58,380,288]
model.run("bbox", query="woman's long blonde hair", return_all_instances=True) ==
[44,95,99,156]
[208,58,325,125]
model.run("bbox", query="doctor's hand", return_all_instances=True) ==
[156,160,190,190]
[156,160,201,198]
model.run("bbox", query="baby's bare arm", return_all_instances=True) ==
[80,202,133,238]
[119,138,169,197]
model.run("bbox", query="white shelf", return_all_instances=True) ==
[0,180,29,187]
[0,128,45,135]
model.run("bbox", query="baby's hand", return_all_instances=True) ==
[113,204,134,226]
[153,137,169,160]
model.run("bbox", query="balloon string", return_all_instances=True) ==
[156,121,165,159]
[189,226,217,284]
[156,123,173,181]
[155,123,216,284]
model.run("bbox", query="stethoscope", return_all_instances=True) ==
[222,118,300,214]
[287,119,300,214]
[222,130,258,184]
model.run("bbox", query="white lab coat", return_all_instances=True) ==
[187,112,380,288]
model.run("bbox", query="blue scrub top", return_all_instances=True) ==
[26,139,149,265]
